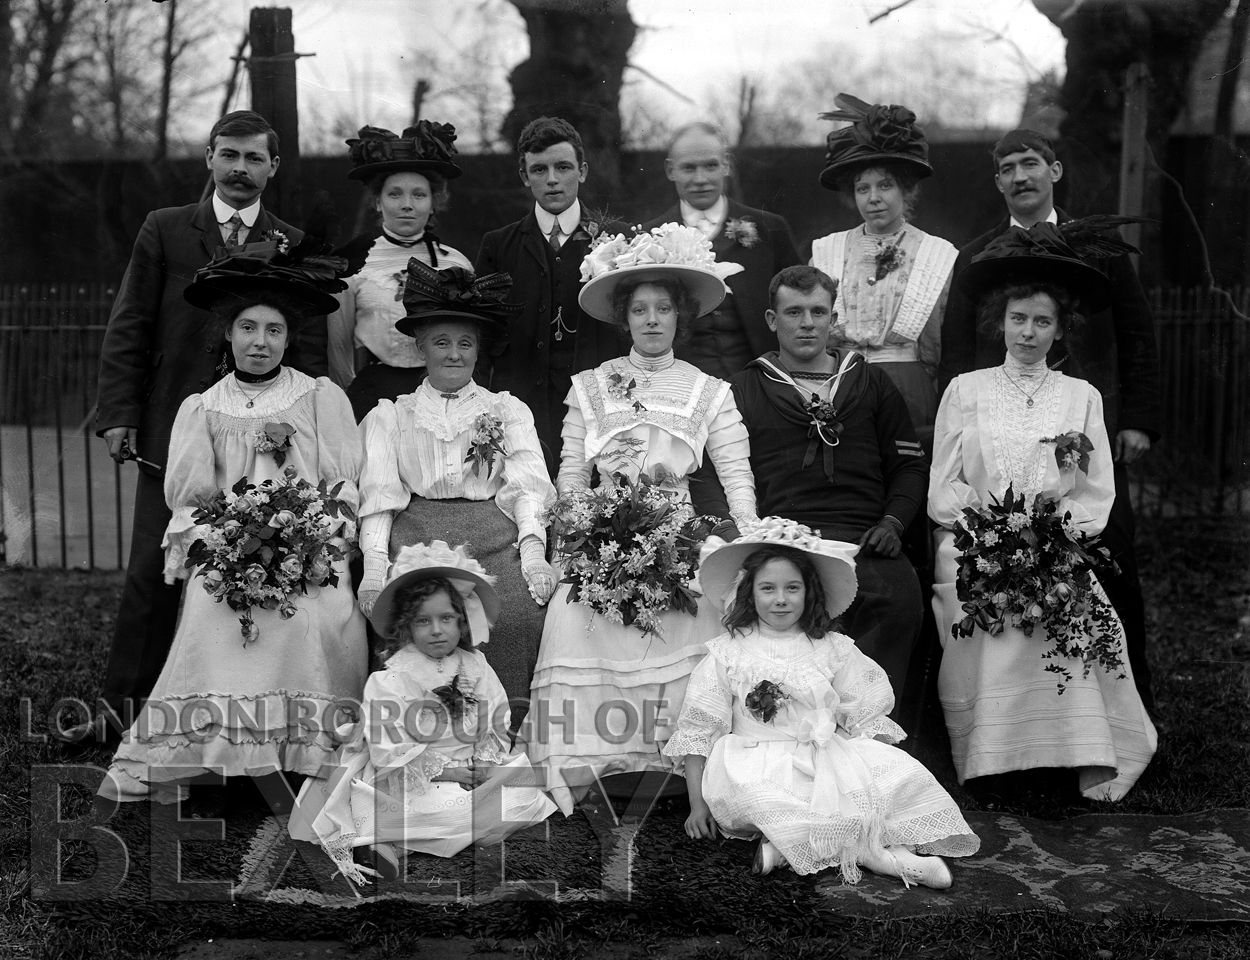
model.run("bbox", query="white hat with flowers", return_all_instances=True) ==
[699,517,860,618]
[577,222,745,323]
[371,541,500,646]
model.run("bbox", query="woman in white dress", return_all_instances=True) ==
[528,227,760,813]
[328,121,475,420]
[355,259,557,724]
[99,241,368,807]
[929,220,1157,801]
[810,94,958,450]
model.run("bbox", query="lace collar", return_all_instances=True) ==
[1003,352,1051,382]
[403,379,498,443]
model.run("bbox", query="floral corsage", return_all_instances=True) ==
[869,233,906,284]
[745,680,789,724]
[724,217,760,248]
[255,422,296,467]
[1041,431,1093,474]
[258,228,291,254]
[606,370,646,413]
[465,413,507,478]
[432,673,478,722]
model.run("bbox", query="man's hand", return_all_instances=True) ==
[1114,429,1151,465]
[102,426,138,465]
[858,519,903,558]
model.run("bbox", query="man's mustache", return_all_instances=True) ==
[225,174,257,186]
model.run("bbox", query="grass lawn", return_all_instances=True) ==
[2,516,1248,959]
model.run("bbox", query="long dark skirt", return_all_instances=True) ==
[391,497,545,727]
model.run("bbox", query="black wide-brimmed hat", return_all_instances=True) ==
[956,216,1142,314]
[818,93,933,190]
[394,259,522,338]
[183,233,359,316]
[346,120,462,181]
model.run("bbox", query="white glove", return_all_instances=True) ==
[519,536,557,606]
[357,587,381,618]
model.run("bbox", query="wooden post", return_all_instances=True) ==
[249,7,301,225]
[1118,62,1149,268]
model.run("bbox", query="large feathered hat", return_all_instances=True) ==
[818,93,933,190]
[956,216,1143,313]
[346,120,462,181]
[394,259,523,338]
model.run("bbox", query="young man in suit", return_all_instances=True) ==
[641,122,801,379]
[84,111,321,743]
[938,128,1162,714]
[476,117,623,476]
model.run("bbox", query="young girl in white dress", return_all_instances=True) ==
[665,519,979,886]
[289,542,556,884]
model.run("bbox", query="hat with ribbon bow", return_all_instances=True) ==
[956,215,1143,313]
[394,259,523,338]
[370,541,500,647]
[818,93,933,190]
[183,232,361,316]
[346,121,462,181]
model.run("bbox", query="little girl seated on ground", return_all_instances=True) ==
[664,518,980,887]
[288,542,556,883]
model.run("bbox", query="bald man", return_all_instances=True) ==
[641,122,800,379]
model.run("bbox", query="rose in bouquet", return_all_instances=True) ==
[746,680,789,724]
[547,470,718,638]
[952,483,1123,691]
[185,465,356,645]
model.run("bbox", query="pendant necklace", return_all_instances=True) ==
[233,372,280,409]
[1002,368,1049,407]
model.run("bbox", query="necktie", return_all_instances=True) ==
[694,215,717,240]
[225,212,244,247]
[548,221,563,251]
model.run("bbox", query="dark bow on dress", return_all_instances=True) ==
[818,92,932,188]
[395,259,523,337]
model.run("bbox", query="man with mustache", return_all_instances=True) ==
[82,111,323,745]
[937,128,1162,717]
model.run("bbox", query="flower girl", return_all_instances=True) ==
[665,519,979,886]
[289,542,556,883]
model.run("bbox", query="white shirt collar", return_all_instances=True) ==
[680,195,727,229]
[1010,207,1058,230]
[534,199,582,239]
[213,192,261,227]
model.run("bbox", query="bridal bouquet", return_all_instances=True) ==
[548,470,718,638]
[951,484,1122,691]
[580,223,745,282]
[185,465,356,645]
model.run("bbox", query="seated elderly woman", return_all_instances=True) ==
[356,260,557,723]
[528,225,759,814]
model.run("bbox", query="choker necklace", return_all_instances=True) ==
[232,369,282,409]
[235,365,281,384]
[1002,367,1050,407]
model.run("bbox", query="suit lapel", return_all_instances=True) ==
[193,197,221,261]
[521,212,550,271]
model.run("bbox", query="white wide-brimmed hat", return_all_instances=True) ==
[577,223,744,323]
[699,517,859,619]
[371,541,499,645]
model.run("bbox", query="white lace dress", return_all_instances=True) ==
[929,355,1157,799]
[663,627,979,880]
[289,646,556,882]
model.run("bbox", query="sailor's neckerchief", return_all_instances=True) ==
[751,349,868,481]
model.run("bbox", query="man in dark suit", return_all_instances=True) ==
[477,117,623,475]
[85,110,321,742]
[642,122,801,379]
[938,128,1161,713]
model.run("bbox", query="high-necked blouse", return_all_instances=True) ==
[928,353,1116,533]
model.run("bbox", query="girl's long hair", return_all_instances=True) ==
[372,577,471,671]
[722,544,838,639]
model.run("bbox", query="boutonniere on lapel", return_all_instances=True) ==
[254,422,296,466]
[1041,431,1093,474]
[465,412,507,478]
[257,229,291,255]
[606,370,647,413]
[578,205,621,245]
[724,217,760,248]
[868,232,906,285]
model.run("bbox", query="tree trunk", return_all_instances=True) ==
[154,0,177,160]
[15,0,79,153]
[503,0,636,205]
[0,0,14,156]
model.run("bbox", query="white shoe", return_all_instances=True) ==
[751,839,787,875]
[888,847,952,890]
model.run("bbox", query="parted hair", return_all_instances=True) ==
[830,161,922,219]
[768,265,838,311]
[209,110,279,158]
[517,116,585,167]
[992,128,1057,167]
[374,577,472,669]
[722,545,839,639]
[608,275,697,347]
[212,289,309,347]
[366,169,451,226]
[975,280,1084,344]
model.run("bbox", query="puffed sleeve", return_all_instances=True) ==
[358,400,412,520]
[927,376,981,529]
[1056,384,1116,535]
[161,394,215,583]
[492,394,557,544]
[661,650,733,763]
[327,281,359,391]
[556,385,593,495]
[313,378,363,539]
[829,639,905,743]
[704,389,758,528]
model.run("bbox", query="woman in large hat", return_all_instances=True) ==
[810,94,958,450]
[527,224,760,813]
[355,259,557,724]
[329,121,475,420]
[928,219,1157,801]
[99,237,368,809]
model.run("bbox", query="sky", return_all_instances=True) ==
[200,0,1067,155]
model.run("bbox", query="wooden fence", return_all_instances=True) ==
[0,282,1246,569]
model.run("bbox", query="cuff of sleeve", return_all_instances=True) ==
[727,500,759,529]
[161,511,202,584]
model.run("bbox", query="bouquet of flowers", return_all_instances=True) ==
[580,223,745,283]
[548,470,718,638]
[464,412,507,478]
[951,484,1123,691]
[185,465,356,645]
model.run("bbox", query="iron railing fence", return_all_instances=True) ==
[0,282,1246,569]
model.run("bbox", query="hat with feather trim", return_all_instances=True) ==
[346,121,462,181]
[394,259,522,338]
[370,541,500,646]
[818,93,933,190]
